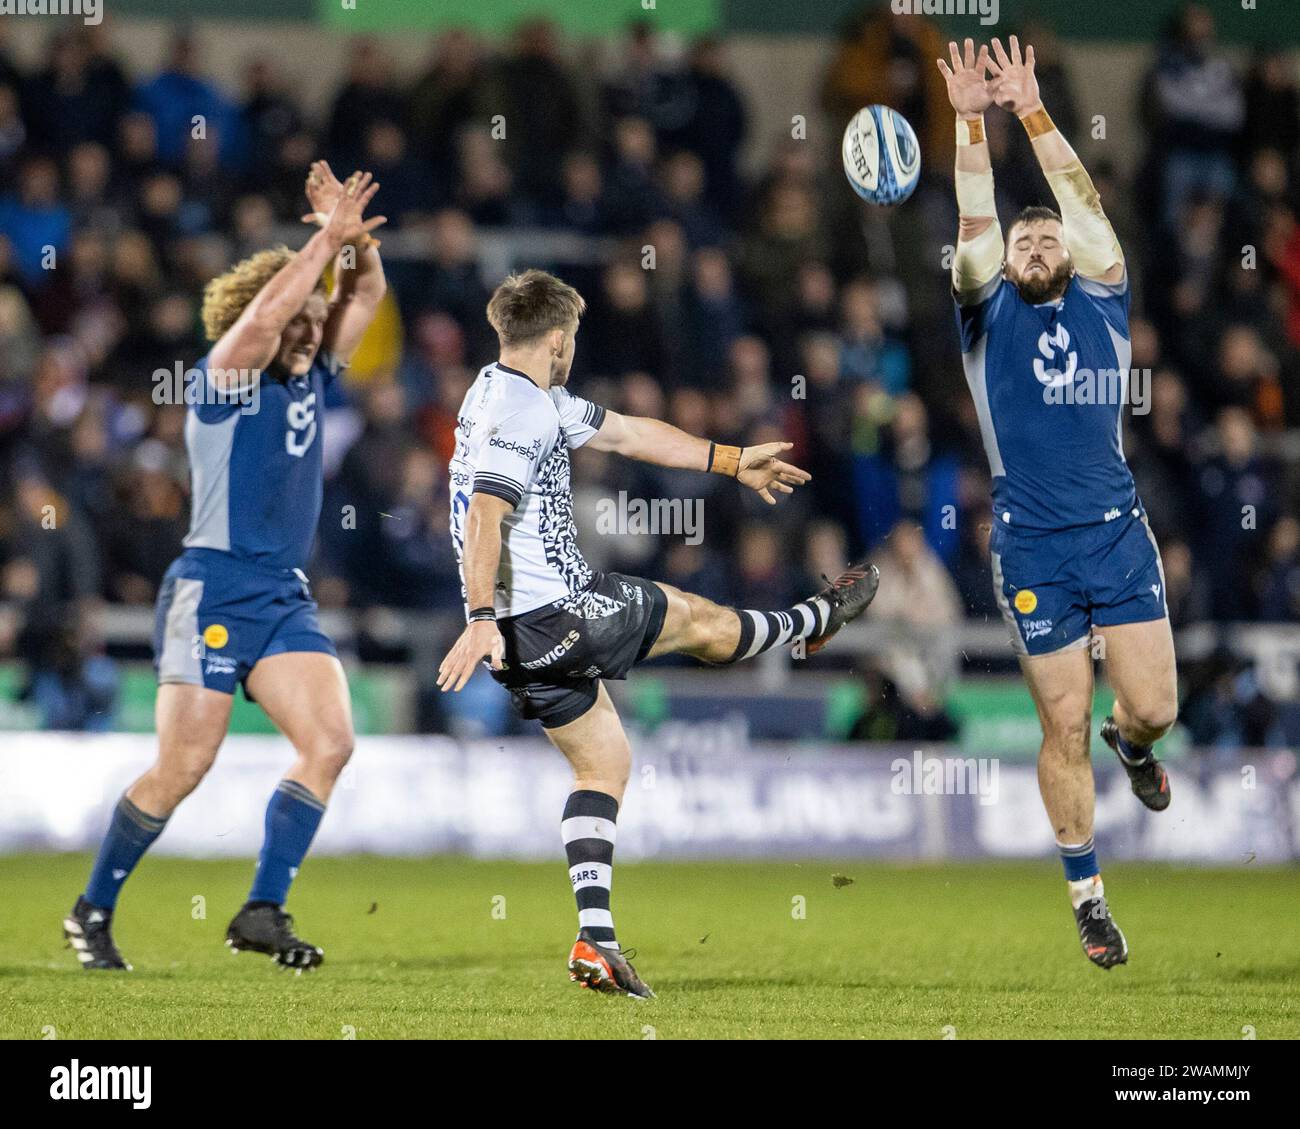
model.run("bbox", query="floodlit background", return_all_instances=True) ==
[0,0,1296,862]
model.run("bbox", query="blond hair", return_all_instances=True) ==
[200,245,328,343]
[486,268,586,346]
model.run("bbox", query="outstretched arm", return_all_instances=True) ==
[937,39,1003,297]
[987,36,1124,284]
[587,411,811,506]
[303,160,389,365]
[209,171,384,385]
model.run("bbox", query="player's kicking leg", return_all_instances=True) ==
[1095,619,1177,812]
[1020,645,1128,969]
[647,559,880,665]
[64,684,232,970]
[223,652,354,973]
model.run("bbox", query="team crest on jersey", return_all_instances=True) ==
[285,392,318,457]
[1032,325,1078,388]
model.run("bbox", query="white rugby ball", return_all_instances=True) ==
[842,104,921,206]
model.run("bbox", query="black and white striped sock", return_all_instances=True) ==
[561,789,619,951]
[726,597,833,662]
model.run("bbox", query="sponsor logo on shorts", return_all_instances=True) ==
[521,629,580,670]
[1022,618,1053,642]
[1013,590,1038,614]
[204,655,238,676]
[203,623,229,649]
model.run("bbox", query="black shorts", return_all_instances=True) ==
[491,571,668,729]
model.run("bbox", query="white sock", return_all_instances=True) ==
[1067,874,1104,910]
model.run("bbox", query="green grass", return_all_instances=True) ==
[1,854,1296,1039]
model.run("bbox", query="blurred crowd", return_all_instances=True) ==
[0,5,1298,736]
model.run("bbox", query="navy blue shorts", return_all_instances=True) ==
[989,505,1167,657]
[492,572,668,729]
[153,549,336,695]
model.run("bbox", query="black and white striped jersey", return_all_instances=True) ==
[449,362,606,618]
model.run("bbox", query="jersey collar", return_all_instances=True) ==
[494,362,542,389]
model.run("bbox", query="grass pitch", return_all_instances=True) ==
[0,854,1295,1039]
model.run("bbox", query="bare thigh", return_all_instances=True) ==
[1095,618,1179,740]
[128,682,234,816]
[543,683,632,802]
[1020,644,1095,740]
[245,652,355,802]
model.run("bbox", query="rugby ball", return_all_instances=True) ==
[842,105,921,206]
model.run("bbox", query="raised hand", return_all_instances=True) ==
[303,159,343,225]
[986,35,1042,116]
[736,442,812,506]
[322,170,386,250]
[936,38,994,118]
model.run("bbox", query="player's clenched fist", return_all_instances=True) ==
[438,620,506,692]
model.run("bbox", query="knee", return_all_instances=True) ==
[153,742,219,800]
[686,598,737,659]
[1041,705,1092,761]
[1128,700,1179,740]
[679,594,711,642]
[303,728,355,781]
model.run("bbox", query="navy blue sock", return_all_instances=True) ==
[248,780,326,906]
[1114,731,1152,766]
[1059,837,1100,882]
[84,795,168,910]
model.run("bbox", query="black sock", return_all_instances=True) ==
[561,789,619,950]
[725,597,833,663]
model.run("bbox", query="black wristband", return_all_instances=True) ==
[706,440,716,472]
[468,606,496,623]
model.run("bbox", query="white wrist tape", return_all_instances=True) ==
[1045,161,1124,278]
[953,220,1004,294]
[955,166,997,220]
